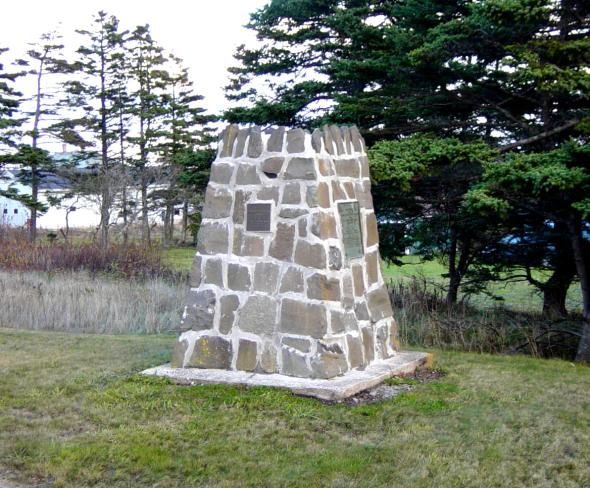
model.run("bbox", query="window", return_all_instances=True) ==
[174,209,180,216]
[2,209,6,215]
[14,209,18,214]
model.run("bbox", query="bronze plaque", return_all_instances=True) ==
[338,201,364,260]
[246,203,272,232]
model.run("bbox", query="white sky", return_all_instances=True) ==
[0,0,268,116]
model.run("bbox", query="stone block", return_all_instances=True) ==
[209,163,234,184]
[258,342,278,373]
[359,155,370,178]
[203,258,223,287]
[375,324,391,359]
[218,294,239,334]
[346,334,364,369]
[343,182,355,199]
[367,286,393,322]
[234,128,249,157]
[336,159,360,178]
[269,223,295,261]
[356,180,373,209]
[322,126,335,155]
[281,347,311,378]
[236,339,258,371]
[280,298,327,338]
[331,181,346,201]
[261,157,284,175]
[351,264,365,297]
[307,273,341,302]
[298,217,307,238]
[285,157,316,180]
[236,164,261,185]
[233,227,264,257]
[257,186,279,203]
[190,255,202,287]
[311,212,337,239]
[266,126,285,152]
[184,289,216,331]
[279,266,304,293]
[306,186,318,208]
[316,182,330,208]
[227,263,251,291]
[328,246,342,270]
[354,300,370,321]
[361,327,374,363]
[330,310,357,333]
[310,341,348,379]
[329,125,345,155]
[238,295,278,335]
[279,207,308,219]
[171,338,188,368]
[282,336,311,353]
[294,240,326,269]
[219,124,238,158]
[341,274,355,310]
[282,182,301,204]
[232,190,248,224]
[187,335,232,369]
[318,158,334,176]
[341,126,352,154]
[253,262,280,293]
[287,128,305,153]
[366,251,380,286]
[197,222,229,255]
[202,186,233,219]
[350,126,363,152]
[311,129,323,152]
[247,127,263,158]
[388,318,400,351]
[365,212,379,247]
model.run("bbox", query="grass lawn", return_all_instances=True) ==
[1,328,589,487]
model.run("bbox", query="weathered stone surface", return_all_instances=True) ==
[269,223,295,261]
[219,124,238,157]
[257,186,279,203]
[280,298,327,338]
[359,155,370,178]
[311,212,337,239]
[341,274,355,310]
[261,157,284,175]
[203,258,223,287]
[202,186,233,219]
[281,347,311,378]
[311,341,348,379]
[190,255,202,287]
[232,190,248,224]
[365,213,379,247]
[266,126,285,152]
[294,240,326,269]
[343,182,356,199]
[354,300,370,321]
[355,180,373,209]
[187,335,232,369]
[258,342,278,373]
[287,128,306,153]
[323,126,335,155]
[329,125,345,155]
[346,334,364,369]
[388,318,400,351]
[232,228,264,257]
[330,310,357,333]
[209,163,234,184]
[307,273,341,302]
[316,182,330,208]
[219,294,239,334]
[306,185,318,208]
[336,159,360,178]
[238,295,278,335]
[361,327,375,363]
[282,336,311,353]
[227,263,251,291]
[279,207,308,219]
[285,157,316,180]
[331,181,346,201]
[351,264,365,297]
[298,217,307,238]
[247,127,263,158]
[184,289,216,331]
[367,287,393,322]
[318,158,334,177]
[328,246,342,270]
[375,324,390,359]
[350,126,363,152]
[341,126,352,154]
[236,164,261,185]
[282,182,301,204]
[236,339,258,371]
[279,266,304,293]
[253,262,280,293]
[197,222,229,255]
[311,129,323,153]
[366,251,380,286]
[171,339,188,368]
[234,128,249,157]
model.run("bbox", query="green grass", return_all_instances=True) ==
[163,246,195,271]
[1,328,589,487]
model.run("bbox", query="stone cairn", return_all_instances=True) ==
[171,124,399,379]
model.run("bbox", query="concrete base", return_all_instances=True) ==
[141,351,432,401]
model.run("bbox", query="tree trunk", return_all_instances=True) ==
[567,214,590,364]
[446,228,459,305]
[541,259,576,318]
[182,199,188,244]
[140,174,149,244]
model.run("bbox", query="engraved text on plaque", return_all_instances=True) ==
[338,201,364,259]
[246,203,272,232]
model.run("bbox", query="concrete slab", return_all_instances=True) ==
[141,351,432,401]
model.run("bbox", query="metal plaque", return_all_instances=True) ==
[338,201,364,260]
[246,203,272,232]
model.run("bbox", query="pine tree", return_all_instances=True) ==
[0,47,22,149]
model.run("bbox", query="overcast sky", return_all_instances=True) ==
[0,0,268,116]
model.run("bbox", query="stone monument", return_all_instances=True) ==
[143,124,430,399]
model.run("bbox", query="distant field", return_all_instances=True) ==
[163,248,581,313]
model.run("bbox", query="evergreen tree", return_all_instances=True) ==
[0,47,22,149]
